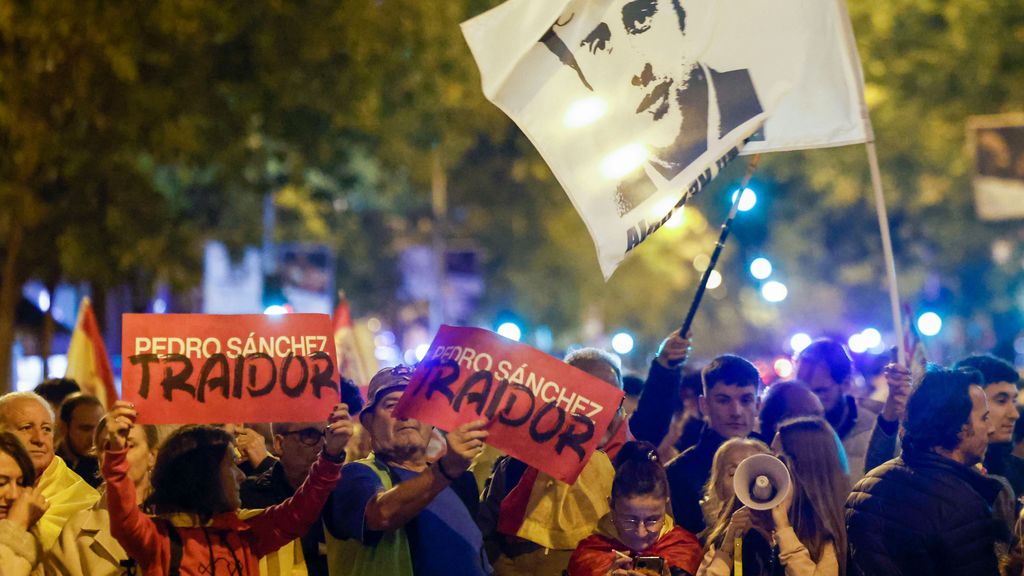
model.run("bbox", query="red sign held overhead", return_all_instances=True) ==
[394,326,624,484]
[122,314,340,425]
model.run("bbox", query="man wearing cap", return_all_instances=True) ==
[323,366,492,576]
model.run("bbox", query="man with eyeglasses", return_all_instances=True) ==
[239,421,332,576]
[240,378,365,576]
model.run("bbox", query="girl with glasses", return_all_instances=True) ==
[569,441,702,575]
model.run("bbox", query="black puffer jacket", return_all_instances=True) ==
[845,447,1004,576]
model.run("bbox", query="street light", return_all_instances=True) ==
[761,281,788,303]
[612,332,635,355]
[789,333,812,354]
[917,312,943,337]
[497,322,523,342]
[860,328,882,350]
[848,333,868,354]
[707,270,723,290]
[750,257,773,280]
[415,344,430,361]
[732,188,757,212]
[774,357,795,379]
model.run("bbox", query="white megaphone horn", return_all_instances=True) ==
[733,454,791,511]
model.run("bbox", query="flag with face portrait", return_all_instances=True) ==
[462,0,871,279]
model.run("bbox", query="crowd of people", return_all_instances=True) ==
[1,330,1023,576]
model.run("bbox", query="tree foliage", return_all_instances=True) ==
[3,0,1024,392]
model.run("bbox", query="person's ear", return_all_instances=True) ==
[698,395,709,416]
[272,434,284,455]
[959,421,973,441]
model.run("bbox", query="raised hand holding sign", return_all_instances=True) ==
[394,326,624,484]
[121,314,341,425]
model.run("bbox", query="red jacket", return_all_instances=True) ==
[568,515,702,576]
[103,448,341,576]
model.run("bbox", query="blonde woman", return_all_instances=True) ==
[699,438,771,537]
[699,418,849,576]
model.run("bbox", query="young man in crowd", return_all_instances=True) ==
[33,378,81,421]
[0,391,99,551]
[665,354,760,535]
[54,393,104,489]
[954,355,1021,479]
[847,367,1002,576]
[324,366,491,576]
[796,339,908,481]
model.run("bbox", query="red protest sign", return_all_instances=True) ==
[122,314,340,425]
[394,326,624,484]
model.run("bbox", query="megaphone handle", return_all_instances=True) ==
[733,536,743,576]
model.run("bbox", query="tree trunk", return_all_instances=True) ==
[0,223,25,395]
[40,277,58,380]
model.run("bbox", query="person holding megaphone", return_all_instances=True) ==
[698,418,849,576]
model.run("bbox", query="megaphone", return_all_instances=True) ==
[733,454,791,511]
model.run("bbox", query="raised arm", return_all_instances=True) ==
[363,420,487,532]
[102,402,161,569]
[864,363,909,473]
[248,403,351,557]
[630,330,691,446]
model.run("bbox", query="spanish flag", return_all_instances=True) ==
[332,294,377,394]
[495,418,630,552]
[64,298,118,408]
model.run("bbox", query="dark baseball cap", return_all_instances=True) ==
[362,365,415,416]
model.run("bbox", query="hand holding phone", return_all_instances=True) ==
[633,556,665,576]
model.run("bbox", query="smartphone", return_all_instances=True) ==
[633,556,665,574]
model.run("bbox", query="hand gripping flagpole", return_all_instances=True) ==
[679,154,762,337]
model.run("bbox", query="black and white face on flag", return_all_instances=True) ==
[542,0,764,217]
[463,0,871,279]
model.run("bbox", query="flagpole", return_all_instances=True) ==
[679,154,761,337]
[865,141,906,365]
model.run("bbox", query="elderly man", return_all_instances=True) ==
[242,420,332,576]
[0,391,99,550]
[324,366,491,576]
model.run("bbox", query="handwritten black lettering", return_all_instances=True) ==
[197,354,230,402]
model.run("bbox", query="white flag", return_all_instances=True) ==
[742,0,872,154]
[463,0,871,279]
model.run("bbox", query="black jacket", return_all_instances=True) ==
[846,447,1004,576]
[665,426,728,535]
